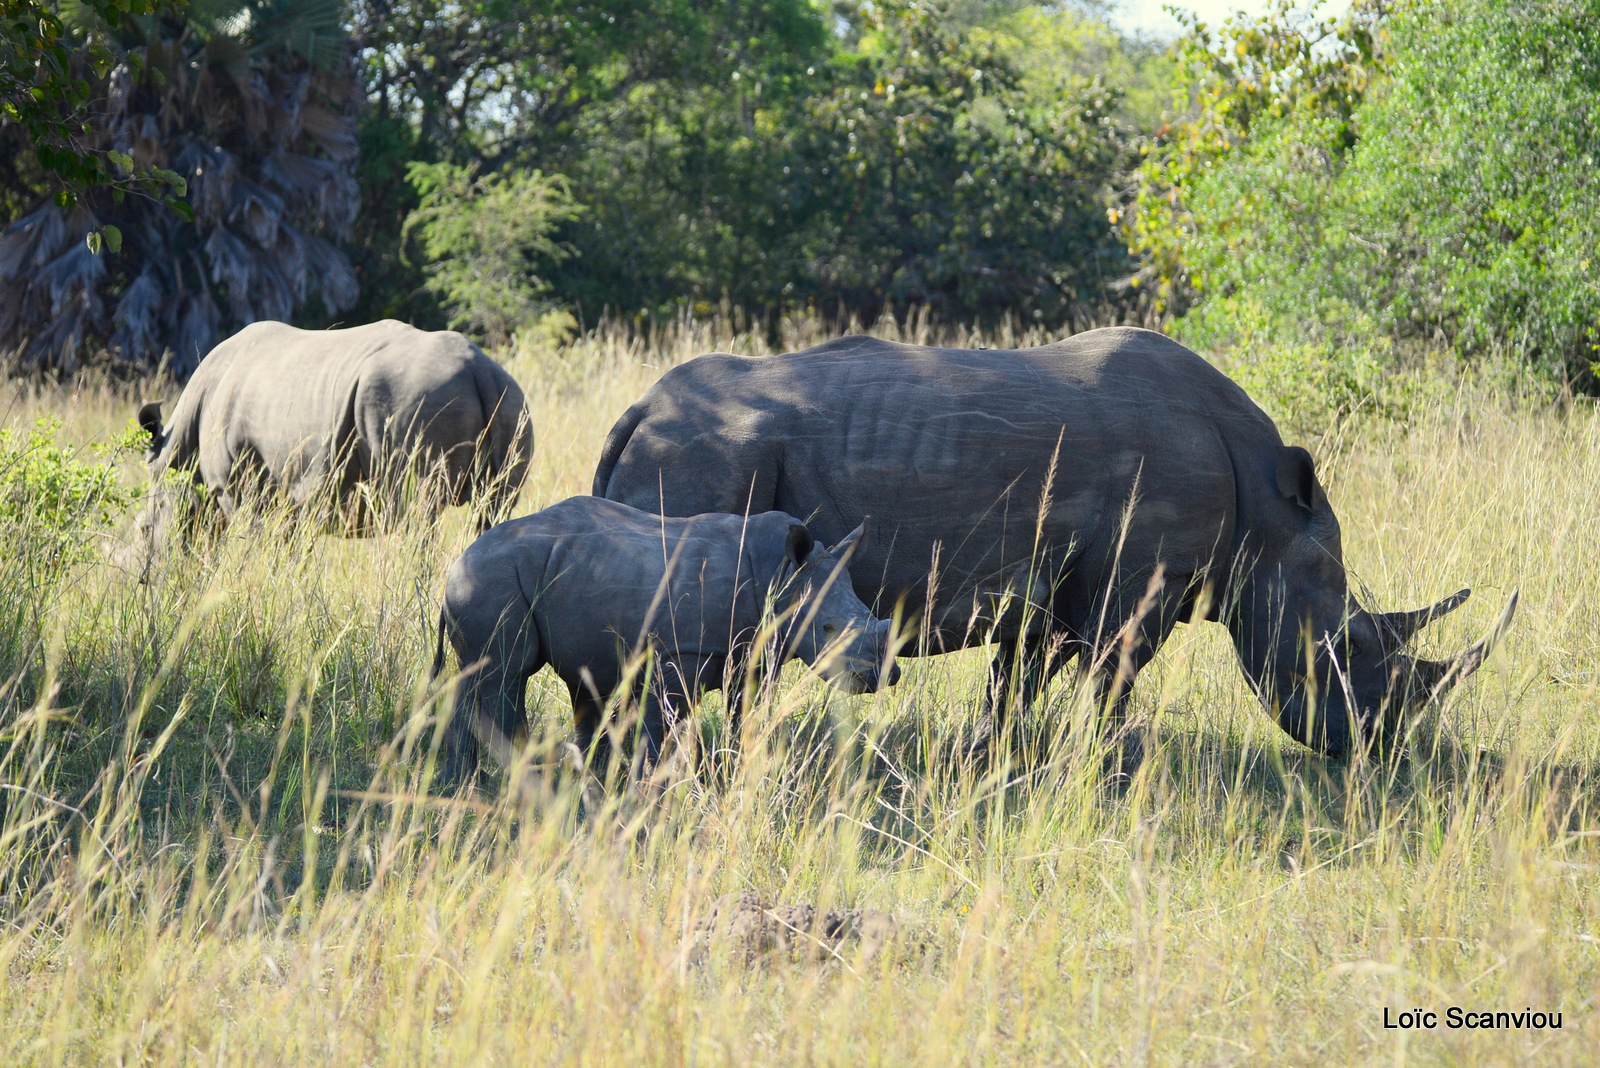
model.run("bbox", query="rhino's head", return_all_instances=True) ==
[772,521,900,694]
[109,481,180,578]
[107,402,178,577]
[1232,446,1517,757]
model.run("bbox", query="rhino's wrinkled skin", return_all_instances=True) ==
[128,320,532,554]
[433,496,897,782]
[594,327,1515,757]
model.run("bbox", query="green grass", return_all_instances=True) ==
[0,319,1595,1065]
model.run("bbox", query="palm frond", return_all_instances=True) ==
[169,266,223,375]
[111,266,167,363]
[299,104,357,162]
[0,0,361,374]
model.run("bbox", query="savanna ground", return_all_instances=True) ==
[0,317,1596,1065]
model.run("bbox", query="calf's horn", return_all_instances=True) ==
[1379,588,1471,646]
[828,522,867,558]
[1412,589,1519,699]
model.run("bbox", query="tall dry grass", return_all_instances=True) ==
[0,317,1595,1065]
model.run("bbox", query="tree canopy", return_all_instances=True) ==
[6,0,1599,392]
[1129,0,1600,395]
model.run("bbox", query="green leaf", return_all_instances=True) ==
[86,230,102,255]
[108,150,133,171]
[102,224,122,254]
[151,167,187,197]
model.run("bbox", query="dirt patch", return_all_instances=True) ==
[691,891,906,967]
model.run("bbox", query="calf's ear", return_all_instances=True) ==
[137,402,165,453]
[1275,446,1321,513]
[784,523,816,570]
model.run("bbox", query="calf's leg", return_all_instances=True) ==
[639,655,711,775]
[440,608,543,786]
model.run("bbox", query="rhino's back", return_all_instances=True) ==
[178,320,505,481]
[604,327,1271,635]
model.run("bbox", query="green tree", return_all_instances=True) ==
[1,0,175,205]
[551,0,1136,328]
[403,161,579,345]
[1122,0,1380,317]
[350,0,1149,331]
[1128,0,1600,386]
[544,0,830,323]
[781,0,1130,326]
[346,0,825,326]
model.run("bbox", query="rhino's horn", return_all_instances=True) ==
[1412,589,1518,700]
[1379,588,1471,647]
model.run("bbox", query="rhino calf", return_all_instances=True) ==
[126,319,532,561]
[431,496,899,782]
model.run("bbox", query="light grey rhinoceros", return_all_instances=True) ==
[431,495,898,782]
[127,320,532,555]
[593,327,1517,758]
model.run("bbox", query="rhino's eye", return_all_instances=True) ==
[822,623,839,638]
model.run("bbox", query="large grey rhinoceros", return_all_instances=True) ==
[593,327,1517,758]
[431,496,898,781]
[128,319,533,553]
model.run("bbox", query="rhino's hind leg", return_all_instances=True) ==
[473,435,530,533]
[973,633,1072,760]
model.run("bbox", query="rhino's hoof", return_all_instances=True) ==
[1104,732,1146,790]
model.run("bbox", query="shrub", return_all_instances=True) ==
[403,163,582,347]
[1128,0,1600,394]
[0,417,137,574]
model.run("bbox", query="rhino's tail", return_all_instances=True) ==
[591,397,650,498]
[430,606,449,682]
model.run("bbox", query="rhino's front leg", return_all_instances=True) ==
[720,651,753,756]
[569,682,613,776]
[1084,581,1185,779]
[440,612,544,787]
[638,655,718,778]
[982,637,1067,723]
[971,633,1074,761]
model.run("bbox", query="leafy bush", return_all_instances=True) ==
[403,162,582,346]
[1128,0,1600,394]
[0,417,136,572]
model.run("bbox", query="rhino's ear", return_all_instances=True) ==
[137,402,166,456]
[784,523,816,571]
[1275,446,1321,514]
